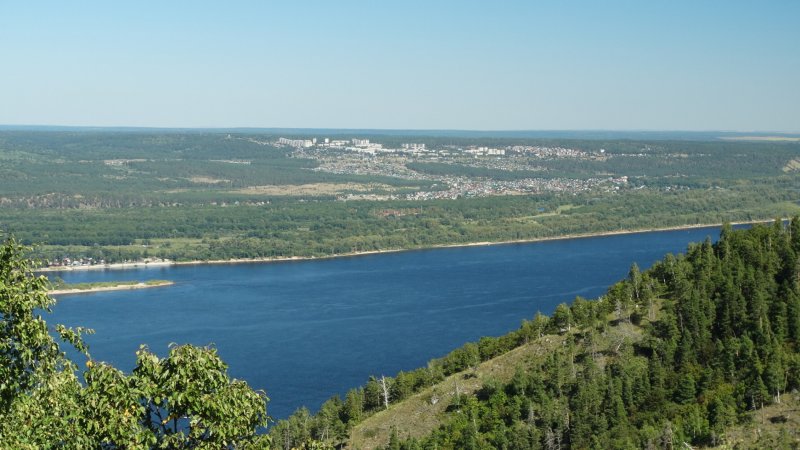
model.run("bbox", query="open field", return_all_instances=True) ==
[229,182,401,196]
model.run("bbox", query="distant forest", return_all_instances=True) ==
[1,130,799,264]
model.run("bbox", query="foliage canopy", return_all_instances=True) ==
[0,237,270,449]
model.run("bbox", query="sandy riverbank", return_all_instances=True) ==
[39,219,776,272]
[48,281,174,296]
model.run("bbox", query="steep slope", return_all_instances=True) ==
[349,321,648,449]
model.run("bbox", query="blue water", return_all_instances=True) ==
[49,226,725,419]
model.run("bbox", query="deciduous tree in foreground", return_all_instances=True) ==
[0,236,270,449]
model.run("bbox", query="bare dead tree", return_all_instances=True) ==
[380,375,391,410]
[527,401,536,425]
[544,426,558,450]
[661,421,674,450]
[453,380,462,409]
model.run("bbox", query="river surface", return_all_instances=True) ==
[49,226,728,419]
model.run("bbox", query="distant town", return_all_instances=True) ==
[235,135,628,200]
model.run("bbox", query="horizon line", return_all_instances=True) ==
[1,123,799,136]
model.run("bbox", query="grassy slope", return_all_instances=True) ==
[348,335,563,449]
[710,396,800,449]
[348,319,645,449]
[347,309,799,450]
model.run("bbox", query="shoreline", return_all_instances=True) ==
[38,219,775,272]
[48,280,174,296]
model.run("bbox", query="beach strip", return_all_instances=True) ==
[49,280,174,296]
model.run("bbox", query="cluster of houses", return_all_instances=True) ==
[47,257,105,268]
[278,137,434,156]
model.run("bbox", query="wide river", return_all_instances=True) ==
[50,226,728,419]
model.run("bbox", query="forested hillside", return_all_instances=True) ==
[271,221,800,449]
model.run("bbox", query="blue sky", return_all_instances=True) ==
[1,1,798,131]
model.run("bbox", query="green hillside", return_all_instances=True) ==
[272,221,800,449]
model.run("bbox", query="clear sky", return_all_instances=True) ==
[1,1,798,131]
